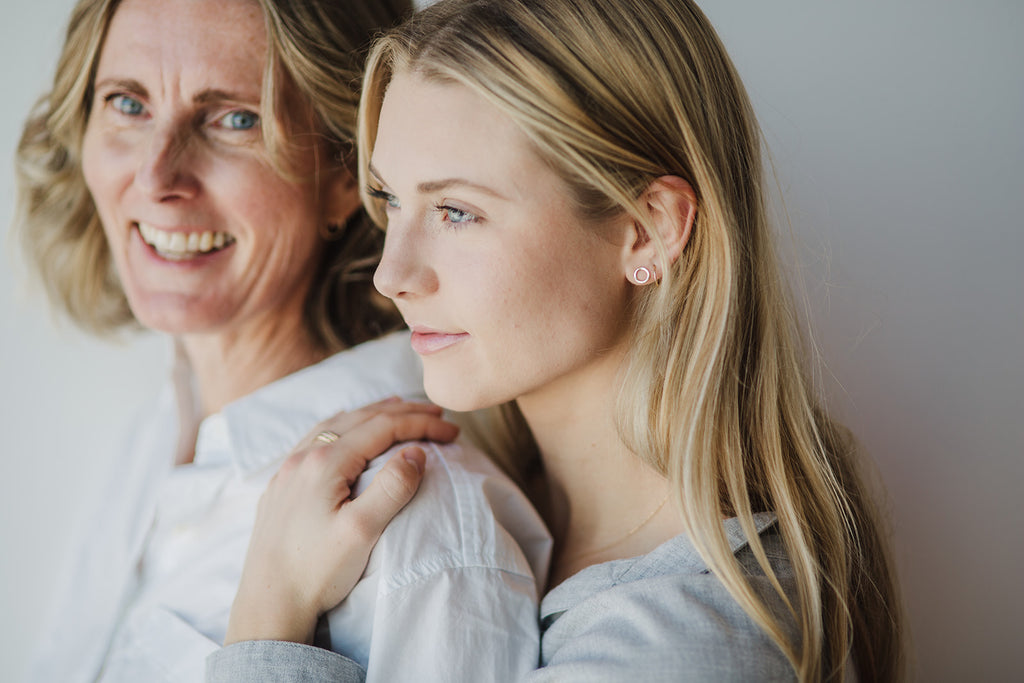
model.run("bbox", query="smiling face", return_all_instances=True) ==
[82,0,347,338]
[371,72,634,413]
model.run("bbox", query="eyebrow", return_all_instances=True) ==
[93,78,149,98]
[368,163,510,201]
[93,78,260,106]
[194,88,261,106]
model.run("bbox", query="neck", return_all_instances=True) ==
[181,308,327,419]
[517,345,681,588]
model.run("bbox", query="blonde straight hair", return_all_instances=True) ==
[359,0,904,680]
[14,0,410,349]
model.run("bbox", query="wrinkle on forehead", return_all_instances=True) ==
[97,0,267,105]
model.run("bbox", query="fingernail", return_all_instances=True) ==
[402,447,425,474]
[384,395,401,403]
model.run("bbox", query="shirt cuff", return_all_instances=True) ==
[206,641,366,683]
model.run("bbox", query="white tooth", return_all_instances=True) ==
[138,223,154,244]
[168,232,186,252]
[155,229,172,251]
[213,232,226,249]
[199,231,213,251]
[186,233,200,251]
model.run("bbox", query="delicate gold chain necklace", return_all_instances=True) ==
[560,493,671,565]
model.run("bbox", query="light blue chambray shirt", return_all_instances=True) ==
[208,513,808,682]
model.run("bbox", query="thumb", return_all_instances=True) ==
[345,446,426,540]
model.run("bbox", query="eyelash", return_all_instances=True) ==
[366,187,400,209]
[365,186,481,227]
[433,203,479,226]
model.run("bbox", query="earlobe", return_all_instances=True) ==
[629,265,654,285]
[624,175,697,281]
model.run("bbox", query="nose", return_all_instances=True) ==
[135,122,199,200]
[373,217,439,301]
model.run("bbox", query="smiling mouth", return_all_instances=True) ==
[136,221,236,261]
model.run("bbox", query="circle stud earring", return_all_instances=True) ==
[632,266,652,284]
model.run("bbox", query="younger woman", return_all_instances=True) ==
[213,0,904,680]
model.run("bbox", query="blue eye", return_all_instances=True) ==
[110,94,144,116]
[437,205,478,225]
[219,110,259,130]
[367,187,401,209]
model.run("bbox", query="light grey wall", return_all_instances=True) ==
[1,1,1020,681]
[1,3,169,683]
[699,3,1023,680]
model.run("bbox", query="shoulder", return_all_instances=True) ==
[325,442,548,676]
[537,521,797,681]
[315,331,423,400]
[356,440,551,592]
[263,331,425,413]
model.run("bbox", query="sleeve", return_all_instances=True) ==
[361,565,540,683]
[206,641,366,683]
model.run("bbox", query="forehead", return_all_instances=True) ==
[97,0,266,90]
[372,71,543,196]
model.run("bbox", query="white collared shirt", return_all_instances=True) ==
[25,331,551,683]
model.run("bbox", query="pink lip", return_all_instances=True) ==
[409,327,469,355]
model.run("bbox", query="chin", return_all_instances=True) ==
[126,295,227,336]
[423,386,477,413]
[423,375,494,414]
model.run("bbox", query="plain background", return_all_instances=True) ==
[1,1,1021,681]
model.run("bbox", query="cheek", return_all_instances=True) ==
[81,134,126,249]
[234,175,324,274]
[81,132,110,211]
[516,232,615,312]
[469,248,580,356]
[218,159,311,232]
[524,238,628,344]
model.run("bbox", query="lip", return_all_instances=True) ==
[409,326,469,355]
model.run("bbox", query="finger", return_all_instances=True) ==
[320,413,459,487]
[300,400,444,450]
[322,400,444,430]
[365,396,443,415]
[341,446,426,543]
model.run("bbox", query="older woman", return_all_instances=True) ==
[15,0,548,681]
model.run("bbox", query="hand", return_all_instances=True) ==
[224,398,459,646]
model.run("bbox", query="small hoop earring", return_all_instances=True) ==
[632,266,652,285]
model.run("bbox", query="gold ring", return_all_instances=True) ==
[314,430,340,444]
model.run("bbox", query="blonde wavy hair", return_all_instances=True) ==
[359,0,904,680]
[14,0,411,350]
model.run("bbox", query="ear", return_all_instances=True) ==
[622,175,697,283]
[323,166,362,232]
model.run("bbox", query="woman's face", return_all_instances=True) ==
[372,72,633,412]
[82,0,346,337]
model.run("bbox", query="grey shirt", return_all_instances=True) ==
[207,513,798,682]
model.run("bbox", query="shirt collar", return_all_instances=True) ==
[541,512,778,620]
[187,331,424,477]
